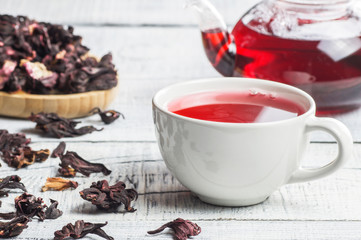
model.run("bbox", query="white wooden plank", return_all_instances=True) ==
[1,143,360,239]
[0,141,359,170]
[0,0,261,26]
[6,220,361,240]
[0,26,360,142]
[1,143,361,222]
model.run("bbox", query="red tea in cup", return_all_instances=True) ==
[168,91,306,123]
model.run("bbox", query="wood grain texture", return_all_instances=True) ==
[1,142,360,223]
[2,219,360,240]
[5,220,361,240]
[4,141,359,168]
[2,174,361,222]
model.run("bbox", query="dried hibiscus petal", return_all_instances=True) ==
[0,14,117,94]
[60,151,111,177]
[0,216,29,238]
[51,141,66,158]
[53,141,111,177]
[0,129,50,168]
[54,220,114,240]
[79,180,138,212]
[20,60,58,94]
[68,53,117,93]
[58,166,77,177]
[15,193,46,220]
[10,147,50,168]
[147,218,201,240]
[14,193,62,221]
[29,112,102,138]
[44,199,63,219]
[0,60,16,89]
[90,107,124,124]
[0,212,16,220]
[3,67,28,92]
[41,177,78,191]
[0,175,27,196]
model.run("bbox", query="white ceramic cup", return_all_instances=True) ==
[152,78,353,206]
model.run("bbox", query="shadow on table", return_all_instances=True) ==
[71,202,134,215]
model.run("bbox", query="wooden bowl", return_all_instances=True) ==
[0,85,118,119]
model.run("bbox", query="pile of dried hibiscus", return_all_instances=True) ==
[0,14,117,94]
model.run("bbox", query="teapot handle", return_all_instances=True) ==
[288,117,353,184]
[185,0,227,31]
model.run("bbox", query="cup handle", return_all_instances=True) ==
[288,116,353,184]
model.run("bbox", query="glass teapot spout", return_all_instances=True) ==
[186,0,236,76]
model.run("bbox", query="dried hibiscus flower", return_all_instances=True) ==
[147,218,201,240]
[0,175,27,196]
[44,199,63,220]
[0,60,17,89]
[0,212,16,220]
[0,130,50,168]
[0,14,117,94]
[0,175,26,212]
[20,60,58,94]
[90,107,124,124]
[14,193,62,221]
[51,141,66,158]
[0,216,29,238]
[29,112,102,138]
[52,141,111,177]
[59,166,77,177]
[59,151,111,177]
[54,220,113,240]
[41,177,78,192]
[10,148,50,168]
[80,180,138,212]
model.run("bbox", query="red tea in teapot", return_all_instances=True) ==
[168,91,305,123]
[201,22,361,114]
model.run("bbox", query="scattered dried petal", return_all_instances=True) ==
[54,142,111,177]
[54,220,114,240]
[15,193,46,220]
[0,175,27,196]
[44,199,63,219]
[59,151,111,177]
[51,141,66,158]
[79,180,137,212]
[0,212,16,220]
[0,129,50,168]
[12,148,50,168]
[90,107,124,124]
[14,193,62,221]
[0,176,26,212]
[0,216,29,238]
[58,166,77,177]
[42,177,78,192]
[147,218,201,240]
[29,112,102,138]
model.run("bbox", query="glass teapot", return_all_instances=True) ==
[187,0,361,114]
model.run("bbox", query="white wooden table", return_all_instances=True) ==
[1,0,361,239]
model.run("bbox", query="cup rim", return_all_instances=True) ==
[152,77,316,127]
